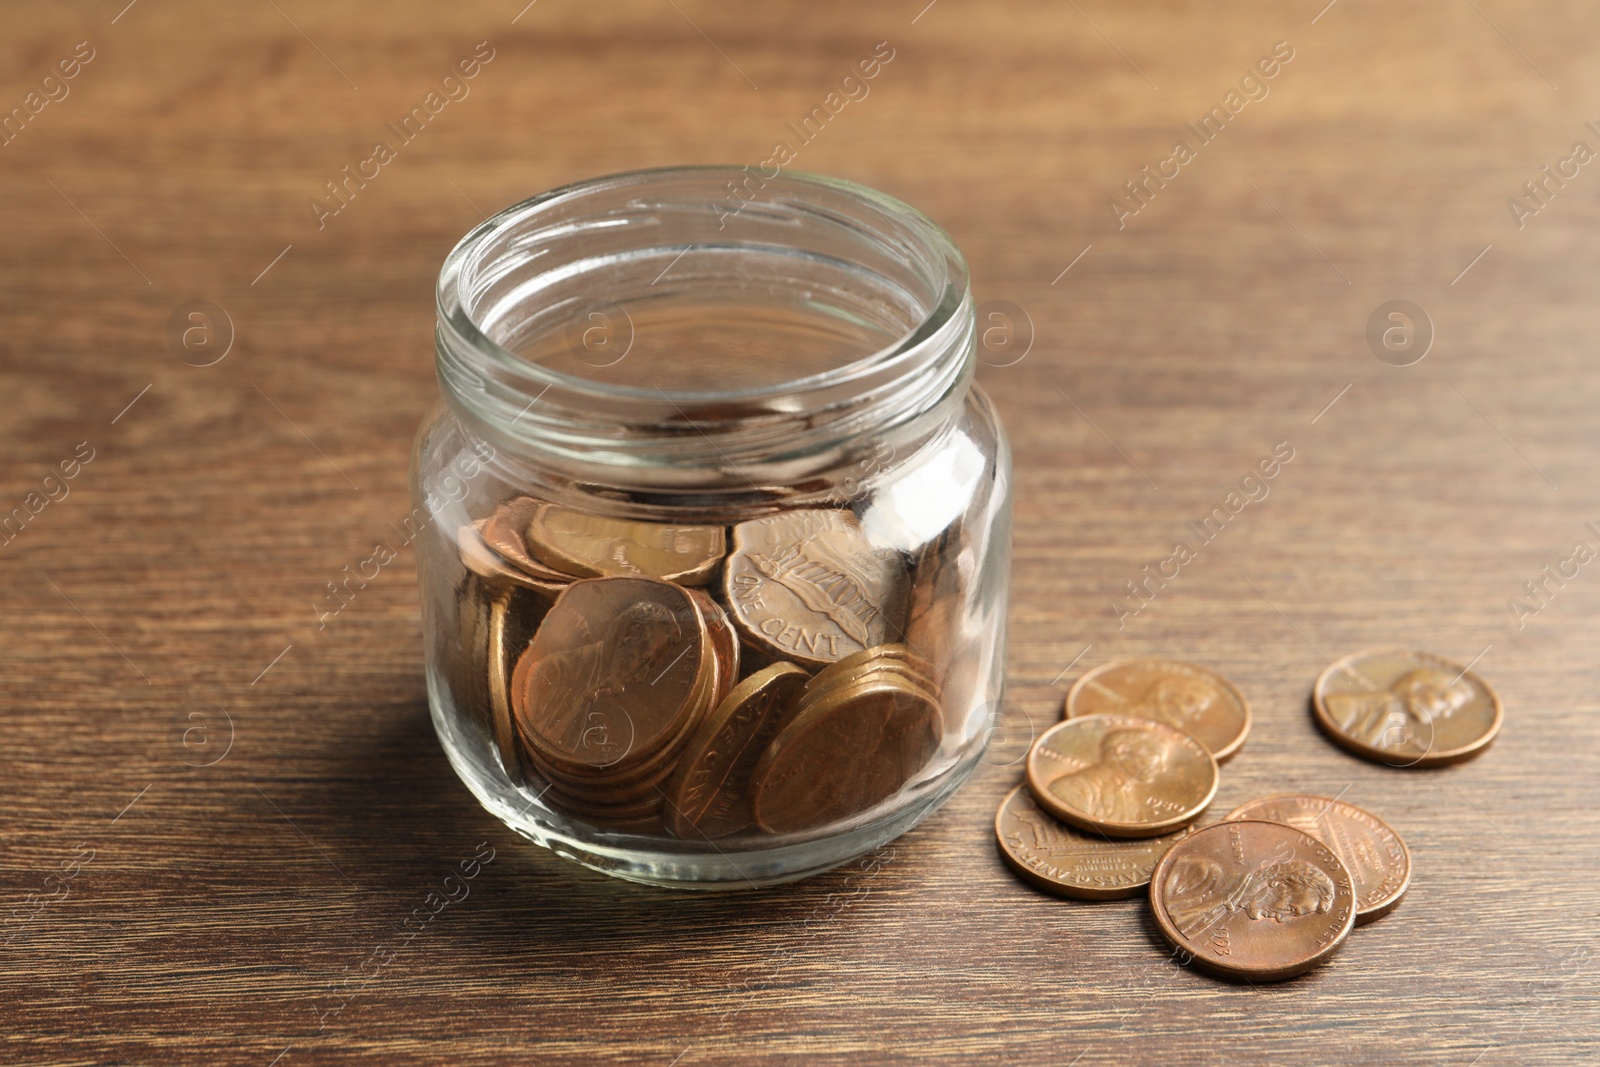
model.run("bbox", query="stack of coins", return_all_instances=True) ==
[448,497,951,839]
[998,650,1497,981]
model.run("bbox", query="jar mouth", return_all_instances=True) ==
[435,166,973,487]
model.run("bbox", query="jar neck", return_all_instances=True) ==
[434,167,974,506]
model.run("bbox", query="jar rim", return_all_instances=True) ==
[433,166,975,483]
[437,165,968,403]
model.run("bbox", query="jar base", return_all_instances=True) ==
[428,670,979,890]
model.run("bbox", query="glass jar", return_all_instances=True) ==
[414,166,1012,888]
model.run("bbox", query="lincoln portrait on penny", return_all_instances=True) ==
[1046,728,1173,823]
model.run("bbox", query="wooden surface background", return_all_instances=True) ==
[4,1,1598,1063]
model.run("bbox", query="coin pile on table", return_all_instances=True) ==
[448,497,951,839]
[998,651,1500,981]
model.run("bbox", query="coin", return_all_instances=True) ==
[751,676,942,834]
[1312,648,1502,767]
[480,499,583,585]
[459,520,567,594]
[512,577,708,773]
[1150,819,1356,981]
[687,587,740,708]
[526,504,725,586]
[1066,659,1251,762]
[1224,793,1410,924]
[994,785,1192,900]
[1025,715,1217,838]
[665,662,809,840]
[485,587,521,782]
[723,509,910,669]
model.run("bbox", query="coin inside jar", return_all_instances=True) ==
[1066,658,1251,762]
[1224,793,1411,924]
[1150,819,1357,981]
[1313,648,1502,768]
[479,499,583,586]
[751,673,942,834]
[525,503,726,586]
[1025,715,1217,838]
[511,576,710,774]
[994,785,1193,900]
[664,662,809,840]
[723,509,910,669]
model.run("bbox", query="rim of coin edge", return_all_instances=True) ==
[1064,657,1252,763]
[1222,792,1412,924]
[1149,819,1358,981]
[1311,647,1504,768]
[994,784,1177,901]
[1025,715,1219,838]
[665,661,810,838]
[526,503,726,585]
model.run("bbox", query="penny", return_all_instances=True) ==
[1224,793,1410,924]
[995,785,1192,900]
[485,586,522,782]
[665,662,809,840]
[1312,648,1502,768]
[751,677,942,834]
[1151,819,1357,981]
[1025,715,1217,838]
[480,499,582,585]
[723,509,910,669]
[459,519,567,594]
[526,504,725,586]
[512,577,708,773]
[687,588,740,708]
[1066,658,1251,762]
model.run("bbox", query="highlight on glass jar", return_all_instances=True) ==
[415,166,1013,888]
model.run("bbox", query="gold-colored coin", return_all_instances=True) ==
[1312,648,1502,768]
[1066,658,1251,762]
[751,675,942,834]
[1224,793,1410,924]
[665,662,809,840]
[485,587,521,782]
[723,509,910,669]
[526,504,725,586]
[1025,715,1217,838]
[995,785,1192,900]
[1151,819,1357,981]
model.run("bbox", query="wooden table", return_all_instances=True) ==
[4,1,1597,1063]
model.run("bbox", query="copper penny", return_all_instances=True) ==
[687,588,740,708]
[1066,658,1251,762]
[1151,819,1357,981]
[995,785,1192,900]
[1025,715,1217,838]
[511,577,707,772]
[665,662,809,840]
[1224,793,1411,924]
[485,587,522,782]
[723,509,910,669]
[459,519,567,594]
[526,503,725,586]
[751,678,942,834]
[480,499,581,585]
[1313,648,1502,768]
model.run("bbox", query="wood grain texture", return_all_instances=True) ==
[3,1,1599,1063]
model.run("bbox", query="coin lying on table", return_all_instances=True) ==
[1224,793,1410,925]
[1313,648,1502,768]
[1066,658,1251,762]
[526,503,725,586]
[995,785,1193,900]
[1150,819,1356,981]
[1025,715,1217,838]
[665,662,809,840]
[723,509,910,670]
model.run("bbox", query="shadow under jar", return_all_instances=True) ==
[415,167,1012,888]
